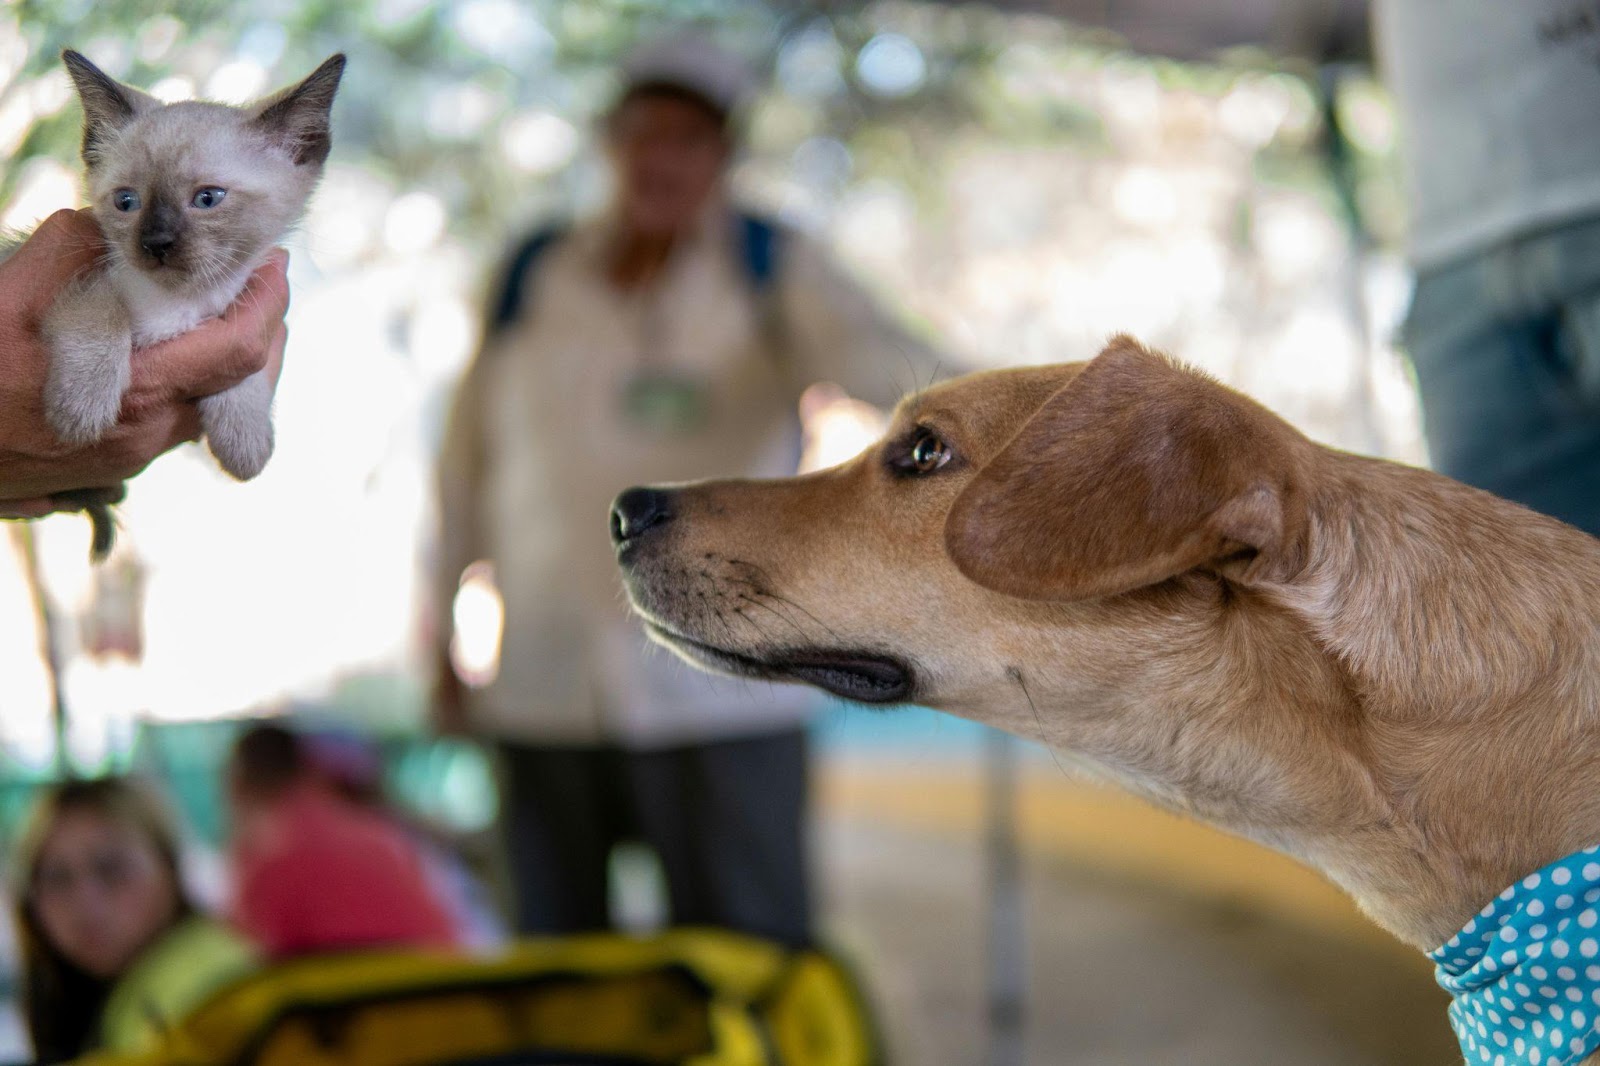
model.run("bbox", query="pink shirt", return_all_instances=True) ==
[231,786,458,959]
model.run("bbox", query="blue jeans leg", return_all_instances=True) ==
[1408,268,1600,537]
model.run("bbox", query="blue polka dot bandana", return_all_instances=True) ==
[1431,847,1600,1065]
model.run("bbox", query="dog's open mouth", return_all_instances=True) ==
[643,622,914,705]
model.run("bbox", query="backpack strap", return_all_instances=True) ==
[736,212,797,389]
[486,225,568,338]
[736,212,781,297]
[485,214,784,335]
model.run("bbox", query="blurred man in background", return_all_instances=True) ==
[432,32,941,946]
[1379,2,1600,534]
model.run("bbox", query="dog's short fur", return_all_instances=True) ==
[614,337,1600,998]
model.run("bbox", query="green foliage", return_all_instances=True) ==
[2,0,1400,251]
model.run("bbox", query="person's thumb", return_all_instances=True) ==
[8,209,104,311]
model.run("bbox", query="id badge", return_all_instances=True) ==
[620,370,711,434]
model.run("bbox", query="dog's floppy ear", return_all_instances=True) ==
[944,336,1312,602]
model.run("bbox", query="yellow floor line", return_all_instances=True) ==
[819,759,1421,957]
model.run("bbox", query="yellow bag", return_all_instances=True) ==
[75,929,880,1066]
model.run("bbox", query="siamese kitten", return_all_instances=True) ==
[44,50,344,559]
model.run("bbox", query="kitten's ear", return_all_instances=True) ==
[61,50,153,167]
[251,54,345,166]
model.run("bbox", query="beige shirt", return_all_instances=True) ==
[436,207,940,746]
[1376,0,1600,268]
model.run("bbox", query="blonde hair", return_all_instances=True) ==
[11,776,191,1062]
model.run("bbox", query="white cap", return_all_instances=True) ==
[619,30,760,118]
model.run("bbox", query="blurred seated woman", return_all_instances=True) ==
[226,723,460,958]
[12,777,257,1063]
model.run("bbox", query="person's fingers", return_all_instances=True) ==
[134,401,205,460]
[173,401,205,445]
[231,248,292,338]
[221,248,291,354]
[51,484,126,508]
[107,401,204,482]
[132,250,290,401]
[0,497,59,520]
[8,210,104,314]
[263,322,288,391]
[0,484,124,519]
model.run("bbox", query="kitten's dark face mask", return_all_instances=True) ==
[98,180,230,278]
[88,147,276,291]
[92,165,273,290]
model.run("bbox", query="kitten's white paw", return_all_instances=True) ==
[207,418,275,480]
[198,370,275,480]
[44,370,125,445]
[41,283,134,446]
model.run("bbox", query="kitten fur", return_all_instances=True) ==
[43,50,343,559]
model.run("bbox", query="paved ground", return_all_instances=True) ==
[818,759,1461,1066]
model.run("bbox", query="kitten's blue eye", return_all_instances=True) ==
[113,189,140,212]
[191,187,226,209]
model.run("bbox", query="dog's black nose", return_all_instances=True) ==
[140,231,177,261]
[610,486,674,545]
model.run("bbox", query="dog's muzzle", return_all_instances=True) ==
[608,483,917,705]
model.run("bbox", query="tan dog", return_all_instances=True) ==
[611,337,1600,1035]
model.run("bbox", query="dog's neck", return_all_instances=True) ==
[1283,457,1600,948]
[981,455,1600,952]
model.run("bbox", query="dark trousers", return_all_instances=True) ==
[1405,216,1600,536]
[496,727,813,948]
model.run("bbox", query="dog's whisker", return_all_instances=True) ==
[736,592,809,643]
[706,604,742,648]
[719,576,815,637]
[723,564,845,643]
[730,605,778,646]
[763,596,845,645]
[754,595,819,642]
[1009,665,1071,783]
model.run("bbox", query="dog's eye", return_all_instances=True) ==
[113,189,140,212]
[191,187,226,209]
[902,429,953,475]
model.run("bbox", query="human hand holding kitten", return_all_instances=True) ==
[33,49,342,558]
[0,209,289,523]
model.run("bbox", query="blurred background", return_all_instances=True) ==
[0,0,1453,1062]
